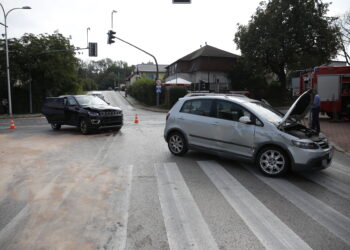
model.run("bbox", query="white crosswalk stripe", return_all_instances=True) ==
[155,162,219,250]
[300,171,350,200]
[245,165,350,246]
[331,160,350,177]
[198,161,311,250]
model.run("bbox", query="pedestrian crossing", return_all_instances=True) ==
[140,160,350,249]
[1,159,350,249]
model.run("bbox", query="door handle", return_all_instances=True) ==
[212,122,219,126]
[178,117,184,120]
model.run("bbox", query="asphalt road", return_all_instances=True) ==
[0,91,350,250]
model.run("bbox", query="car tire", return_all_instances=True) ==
[256,147,289,177]
[80,118,90,135]
[51,123,61,130]
[167,132,188,156]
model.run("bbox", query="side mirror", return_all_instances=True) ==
[239,116,251,124]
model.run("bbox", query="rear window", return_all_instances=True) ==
[45,98,65,108]
[180,99,213,116]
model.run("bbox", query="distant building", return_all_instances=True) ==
[126,63,168,87]
[165,45,239,92]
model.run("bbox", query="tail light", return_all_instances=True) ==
[166,113,170,120]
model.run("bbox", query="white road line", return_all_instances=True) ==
[300,171,350,200]
[155,162,219,250]
[245,165,350,246]
[198,161,311,250]
[105,165,133,250]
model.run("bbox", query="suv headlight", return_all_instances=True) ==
[88,111,99,116]
[292,140,319,149]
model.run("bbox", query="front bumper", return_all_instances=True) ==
[290,146,334,172]
[89,115,123,129]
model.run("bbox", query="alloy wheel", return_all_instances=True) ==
[259,149,286,175]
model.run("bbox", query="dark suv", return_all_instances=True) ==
[42,95,123,134]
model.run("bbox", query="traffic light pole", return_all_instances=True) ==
[114,36,159,80]
[113,36,160,105]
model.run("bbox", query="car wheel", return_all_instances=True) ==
[51,123,61,130]
[257,147,289,177]
[168,132,188,156]
[80,119,90,135]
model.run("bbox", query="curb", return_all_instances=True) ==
[0,114,44,120]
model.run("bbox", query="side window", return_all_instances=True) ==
[67,96,78,105]
[54,98,64,108]
[214,100,250,122]
[180,99,212,116]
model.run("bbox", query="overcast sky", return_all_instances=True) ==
[1,0,349,66]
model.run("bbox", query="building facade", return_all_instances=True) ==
[126,63,168,87]
[165,45,239,92]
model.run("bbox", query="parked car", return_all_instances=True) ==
[42,95,123,134]
[164,90,333,177]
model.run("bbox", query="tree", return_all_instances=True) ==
[337,10,350,64]
[0,32,81,113]
[80,59,133,90]
[234,0,340,89]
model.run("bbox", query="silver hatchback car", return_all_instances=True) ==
[164,90,333,177]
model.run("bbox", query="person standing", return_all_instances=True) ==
[311,89,320,134]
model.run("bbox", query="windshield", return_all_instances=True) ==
[75,95,108,106]
[244,101,284,124]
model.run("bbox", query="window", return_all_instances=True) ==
[214,100,250,122]
[53,98,64,108]
[67,96,78,105]
[180,99,213,116]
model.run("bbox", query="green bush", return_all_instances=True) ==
[168,86,188,108]
[127,78,161,106]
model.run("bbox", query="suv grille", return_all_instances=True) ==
[100,110,122,116]
[315,139,329,149]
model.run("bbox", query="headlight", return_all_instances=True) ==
[88,111,99,116]
[292,140,319,149]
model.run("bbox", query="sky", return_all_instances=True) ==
[1,0,350,66]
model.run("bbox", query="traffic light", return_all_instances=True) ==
[107,30,116,44]
[88,42,97,57]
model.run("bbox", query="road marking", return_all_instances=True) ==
[300,171,350,200]
[155,162,219,250]
[198,161,311,250]
[245,165,350,246]
[102,165,133,250]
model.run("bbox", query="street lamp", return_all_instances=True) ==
[0,4,31,116]
[111,10,117,29]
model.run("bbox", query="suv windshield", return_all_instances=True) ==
[75,95,107,106]
[244,101,284,124]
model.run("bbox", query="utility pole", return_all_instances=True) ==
[0,4,31,116]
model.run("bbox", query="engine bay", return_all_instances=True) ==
[281,123,319,139]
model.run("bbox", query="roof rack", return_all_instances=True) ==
[185,92,248,98]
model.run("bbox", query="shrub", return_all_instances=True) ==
[168,86,188,108]
[128,78,163,106]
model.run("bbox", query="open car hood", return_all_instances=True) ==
[279,89,313,126]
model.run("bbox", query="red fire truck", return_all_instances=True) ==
[296,66,350,119]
